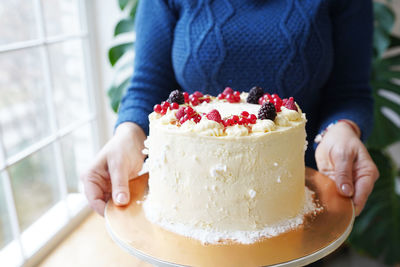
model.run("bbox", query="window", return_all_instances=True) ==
[0,0,104,266]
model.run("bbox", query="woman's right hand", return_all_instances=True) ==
[81,122,146,216]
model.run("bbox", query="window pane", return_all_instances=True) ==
[60,123,95,193]
[41,0,81,37]
[8,145,60,231]
[0,48,51,158]
[0,172,13,249]
[48,40,90,129]
[0,0,37,45]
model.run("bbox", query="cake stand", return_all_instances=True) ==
[105,168,354,267]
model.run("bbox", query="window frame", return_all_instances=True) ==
[0,0,108,266]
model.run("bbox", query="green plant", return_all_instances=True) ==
[348,2,400,265]
[107,1,400,264]
[107,0,138,112]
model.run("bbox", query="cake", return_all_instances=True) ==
[142,87,318,244]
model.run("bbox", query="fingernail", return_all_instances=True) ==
[341,183,353,197]
[116,192,128,204]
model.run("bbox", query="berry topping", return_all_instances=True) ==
[223,87,234,95]
[258,102,277,121]
[241,111,249,117]
[167,90,185,104]
[176,107,186,120]
[171,102,179,109]
[206,109,222,123]
[248,114,257,124]
[193,91,203,98]
[183,92,189,103]
[218,87,241,103]
[283,97,298,111]
[153,104,162,113]
[247,86,264,104]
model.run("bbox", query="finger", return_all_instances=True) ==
[109,159,130,206]
[352,150,379,215]
[331,149,355,197]
[353,175,375,216]
[82,175,108,216]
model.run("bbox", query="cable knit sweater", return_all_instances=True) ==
[116,0,373,167]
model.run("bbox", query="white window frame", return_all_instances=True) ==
[0,0,108,266]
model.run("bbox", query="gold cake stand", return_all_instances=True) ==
[105,168,354,267]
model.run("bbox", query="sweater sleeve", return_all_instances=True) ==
[115,0,180,135]
[317,0,374,142]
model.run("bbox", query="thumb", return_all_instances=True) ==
[331,150,354,197]
[109,161,130,206]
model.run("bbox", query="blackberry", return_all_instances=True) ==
[246,86,264,104]
[258,102,277,120]
[167,90,185,104]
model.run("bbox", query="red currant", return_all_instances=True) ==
[183,92,189,103]
[241,111,249,117]
[154,104,162,113]
[171,102,179,109]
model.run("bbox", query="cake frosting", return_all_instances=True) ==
[143,88,320,244]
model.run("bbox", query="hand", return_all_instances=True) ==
[81,122,146,216]
[315,121,379,216]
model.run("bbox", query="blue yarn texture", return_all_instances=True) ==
[116,0,374,167]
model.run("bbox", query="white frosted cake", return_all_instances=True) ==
[142,87,318,244]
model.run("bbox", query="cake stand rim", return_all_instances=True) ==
[104,167,355,267]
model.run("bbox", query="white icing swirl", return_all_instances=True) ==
[160,109,178,125]
[274,113,290,126]
[280,107,301,121]
[225,125,249,136]
[193,118,225,136]
[252,119,275,133]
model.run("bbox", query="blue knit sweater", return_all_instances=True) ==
[116,0,374,167]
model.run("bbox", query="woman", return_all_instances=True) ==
[82,0,379,217]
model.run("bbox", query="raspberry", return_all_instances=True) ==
[176,107,186,120]
[223,87,234,95]
[258,102,277,120]
[167,90,185,104]
[206,109,222,123]
[284,97,298,111]
[247,86,264,104]
[153,104,162,113]
[193,91,203,98]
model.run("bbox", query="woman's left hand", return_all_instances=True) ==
[315,121,379,216]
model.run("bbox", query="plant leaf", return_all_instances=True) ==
[114,18,135,36]
[118,0,130,10]
[108,42,134,66]
[374,26,391,58]
[374,2,395,34]
[349,150,400,265]
[389,34,400,48]
[129,0,139,17]
[107,77,131,112]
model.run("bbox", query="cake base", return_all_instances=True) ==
[105,168,354,267]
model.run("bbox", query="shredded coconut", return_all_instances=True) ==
[143,187,322,244]
[248,189,256,199]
